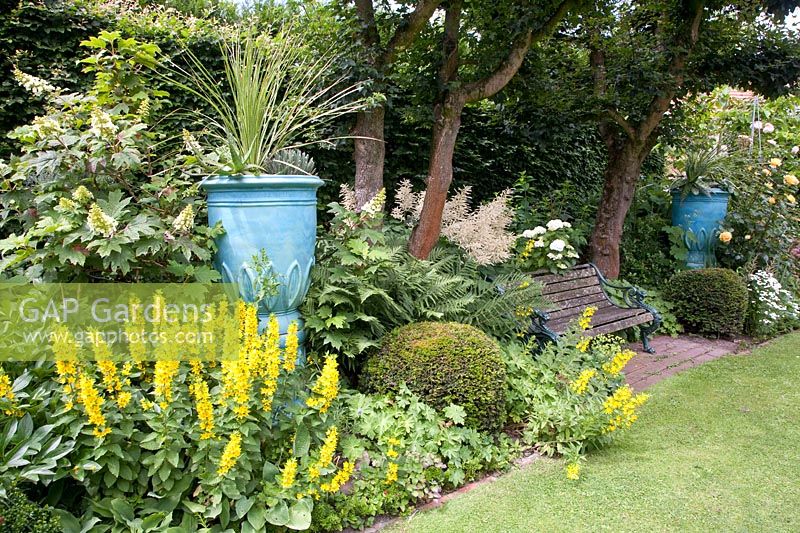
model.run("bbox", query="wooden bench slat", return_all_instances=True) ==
[547,297,613,320]
[542,275,600,296]
[544,284,604,304]
[530,264,595,285]
[587,312,654,336]
[549,306,647,333]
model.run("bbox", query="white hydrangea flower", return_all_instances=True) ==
[549,239,566,252]
[522,229,537,239]
[563,221,572,228]
[546,219,564,231]
[533,239,545,248]
[532,226,547,236]
[89,108,118,139]
[87,204,118,237]
[172,205,195,233]
[13,68,59,97]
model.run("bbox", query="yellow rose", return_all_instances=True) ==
[762,169,772,176]
[784,174,799,186]
[768,197,777,205]
[769,158,782,168]
[718,231,733,243]
[787,194,797,204]
[766,182,774,189]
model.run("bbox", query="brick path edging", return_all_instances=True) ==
[625,334,747,391]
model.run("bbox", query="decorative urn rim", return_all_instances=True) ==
[670,186,730,198]
[200,174,324,191]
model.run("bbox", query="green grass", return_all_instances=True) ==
[388,333,800,533]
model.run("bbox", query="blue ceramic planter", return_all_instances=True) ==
[671,188,730,269]
[201,175,323,352]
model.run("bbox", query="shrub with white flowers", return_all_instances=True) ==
[746,270,800,337]
[516,219,582,273]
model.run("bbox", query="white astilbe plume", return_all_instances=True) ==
[441,186,471,227]
[391,179,515,265]
[445,189,515,265]
[391,178,425,222]
[391,179,416,220]
[339,184,357,211]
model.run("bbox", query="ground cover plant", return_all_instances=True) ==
[385,332,800,533]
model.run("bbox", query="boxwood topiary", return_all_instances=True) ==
[665,268,748,336]
[360,322,507,432]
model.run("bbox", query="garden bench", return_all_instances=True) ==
[526,264,662,353]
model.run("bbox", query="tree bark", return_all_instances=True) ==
[588,0,706,277]
[408,0,574,260]
[351,0,443,209]
[408,96,465,258]
[353,106,386,208]
[590,143,650,278]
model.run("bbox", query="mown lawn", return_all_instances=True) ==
[387,332,800,533]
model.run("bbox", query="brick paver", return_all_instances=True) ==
[625,335,743,391]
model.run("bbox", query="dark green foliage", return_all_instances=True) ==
[665,268,748,336]
[619,179,684,288]
[360,322,507,433]
[0,485,61,533]
[0,1,107,158]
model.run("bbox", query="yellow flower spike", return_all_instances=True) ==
[602,350,636,375]
[309,426,339,482]
[321,461,355,493]
[284,321,299,372]
[0,369,15,403]
[385,462,399,485]
[306,354,340,413]
[387,448,399,459]
[578,306,597,330]
[189,378,215,439]
[77,373,109,438]
[318,427,338,467]
[218,432,242,476]
[280,458,298,489]
[153,360,180,409]
[576,338,591,353]
[116,391,132,409]
[566,462,581,480]
[570,369,597,394]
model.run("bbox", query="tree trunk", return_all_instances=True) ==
[353,106,386,209]
[408,97,465,259]
[590,143,647,278]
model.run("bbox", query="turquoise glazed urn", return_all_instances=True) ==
[201,175,323,350]
[671,188,730,269]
